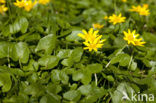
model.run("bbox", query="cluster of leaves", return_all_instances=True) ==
[0,0,156,103]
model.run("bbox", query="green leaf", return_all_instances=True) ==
[61,58,73,67]
[73,69,91,85]
[130,61,137,71]
[9,20,20,34]
[2,94,29,103]
[111,82,135,103]
[11,42,30,64]
[0,72,12,92]
[72,70,84,81]
[86,63,103,73]
[23,59,39,71]
[106,75,114,82]
[78,85,92,96]
[35,34,56,54]
[61,47,83,67]
[19,17,29,33]
[24,83,44,97]
[63,90,81,101]
[143,32,156,44]
[38,56,59,70]
[51,70,60,83]
[80,86,105,103]
[9,17,29,34]
[40,94,61,103]
[1,25,10,36]
[148,67,156,76]
[57,49,73,59]
[66,30,82,42]
[111,54,131,66]
[51,70,69,84]
[25,33,41,42]
[0,42,10,58]
[70,47,83,62]
[46,83,62,94]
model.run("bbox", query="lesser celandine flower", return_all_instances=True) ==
[78,28,106,52]
[14,0,26,8]
[0,5,8,14]
[24,0,37,11]
[83,35,105,52]
[123,29,146,46]
[129,4,150,16]
[122,0,127,3]
[0,0,6,4]
[78,28,98,42]
[38,0,50,5]
[93,23,104,29]
[14,0,37,11]
[108,13,126,25]
[139,4,150,16]
[104,16,108,20]
[133,38,146,46]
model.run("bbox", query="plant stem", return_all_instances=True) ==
[128,54,133,70]
[114,0,117,14]
[19,60,22,69]
[7,0,13,23]
[105,44,127,68]
[128,47,134,69]
[94,73,98,86]
[7,47,11,68]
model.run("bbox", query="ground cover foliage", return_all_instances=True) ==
[0,0,156,103]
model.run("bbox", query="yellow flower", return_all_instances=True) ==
[104,16,108,20]
[0,5,8,14]
[108,13,126,25]
[143,4,149,9]
[78,28,106,52]
[24,0,37,12]
[93,23,104,29]
[138,5,150,16]
[14,0,37,12]
[83,35,105,52]
[78,28,99,42]
[0,0,6,4]
[14,0,26,8]
[122,0,127,3]
[129,4,150,16]
[129,5,141,12]
[123,29,146,46]
[38,0,50,5]
[134,38,146,46]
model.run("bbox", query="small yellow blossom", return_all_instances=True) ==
[122,0,127,3]
[78,28,99,42]
[0,0,6,4]
[0,5,8,14]
[14,0,37,12]
[14,0,26,8]
[139,5,150,16]
[24,0,37,11]
[108,13,126,25]
[143,4,149,9]
[78,28,106,52]
[129,4,150,16]
[38,0,50,5]
[134,38,146,46]
[129,5,141,12]
[93,23,104,29]
[83,35,105,52]
[123,29,146,46]
[104,16,108,20]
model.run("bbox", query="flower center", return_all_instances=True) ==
[128,35,135,41]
